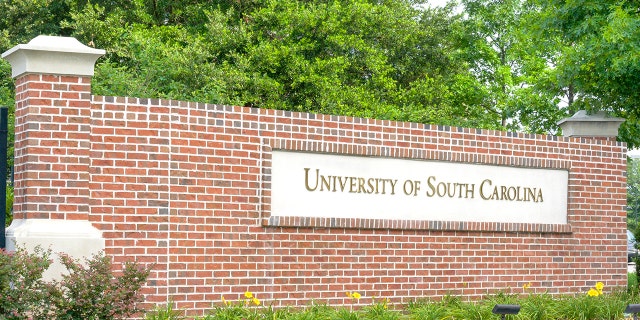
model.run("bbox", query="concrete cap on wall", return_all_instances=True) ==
[1,35,105,78]
[557,110,625,138]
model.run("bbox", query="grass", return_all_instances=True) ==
[145,277,640,320]
[630,272,638,289]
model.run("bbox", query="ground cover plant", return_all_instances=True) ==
[145,281,640,320]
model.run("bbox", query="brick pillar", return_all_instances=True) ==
[2,36,105,277]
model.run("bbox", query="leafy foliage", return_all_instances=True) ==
[0,0,638,166]
[540,0,640,147]
[0,246,51,320]
[5,0,638,146]
[0,0,573,142]
[172,285,640,320]
[145,303,184,320]
[0,247,151,320]
[44,253,152,319]
[69,0,488,128]
[629,158,640,232]
[460,0,569,133]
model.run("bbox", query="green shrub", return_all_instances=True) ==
[0,246,151,320]
[45,252,152,319]
[0,246,51,320]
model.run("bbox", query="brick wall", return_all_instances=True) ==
[13,74,92,221]
[11,68,627,317]
[83,95,626,315]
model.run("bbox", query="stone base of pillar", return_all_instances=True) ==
[5,219,105,280]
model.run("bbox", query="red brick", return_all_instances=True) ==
[9,67,629,315]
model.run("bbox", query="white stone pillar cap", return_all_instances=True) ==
[1,35,105,78]
[557,110,625,137]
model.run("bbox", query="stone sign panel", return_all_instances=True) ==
[272,150,568,224]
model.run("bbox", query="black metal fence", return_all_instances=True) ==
[0,107,8,249]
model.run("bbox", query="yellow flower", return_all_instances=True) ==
[595,282,604,292]
[523,282,532,290]
[252,297,261,306]
[346,291,352,298]
[587,288,600,297]
[221,296,228,306]
[351,292,361,300]
[244,291,253,299]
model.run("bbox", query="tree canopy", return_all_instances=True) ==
[0,0,638,143]
[538,0,640,147]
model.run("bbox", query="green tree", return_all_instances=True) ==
[628,157,640,233]
[62,0,490,127]
[1,0,632,145]
[541,0,640,147]
[0,0,60,179]
[460,0,568,133]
